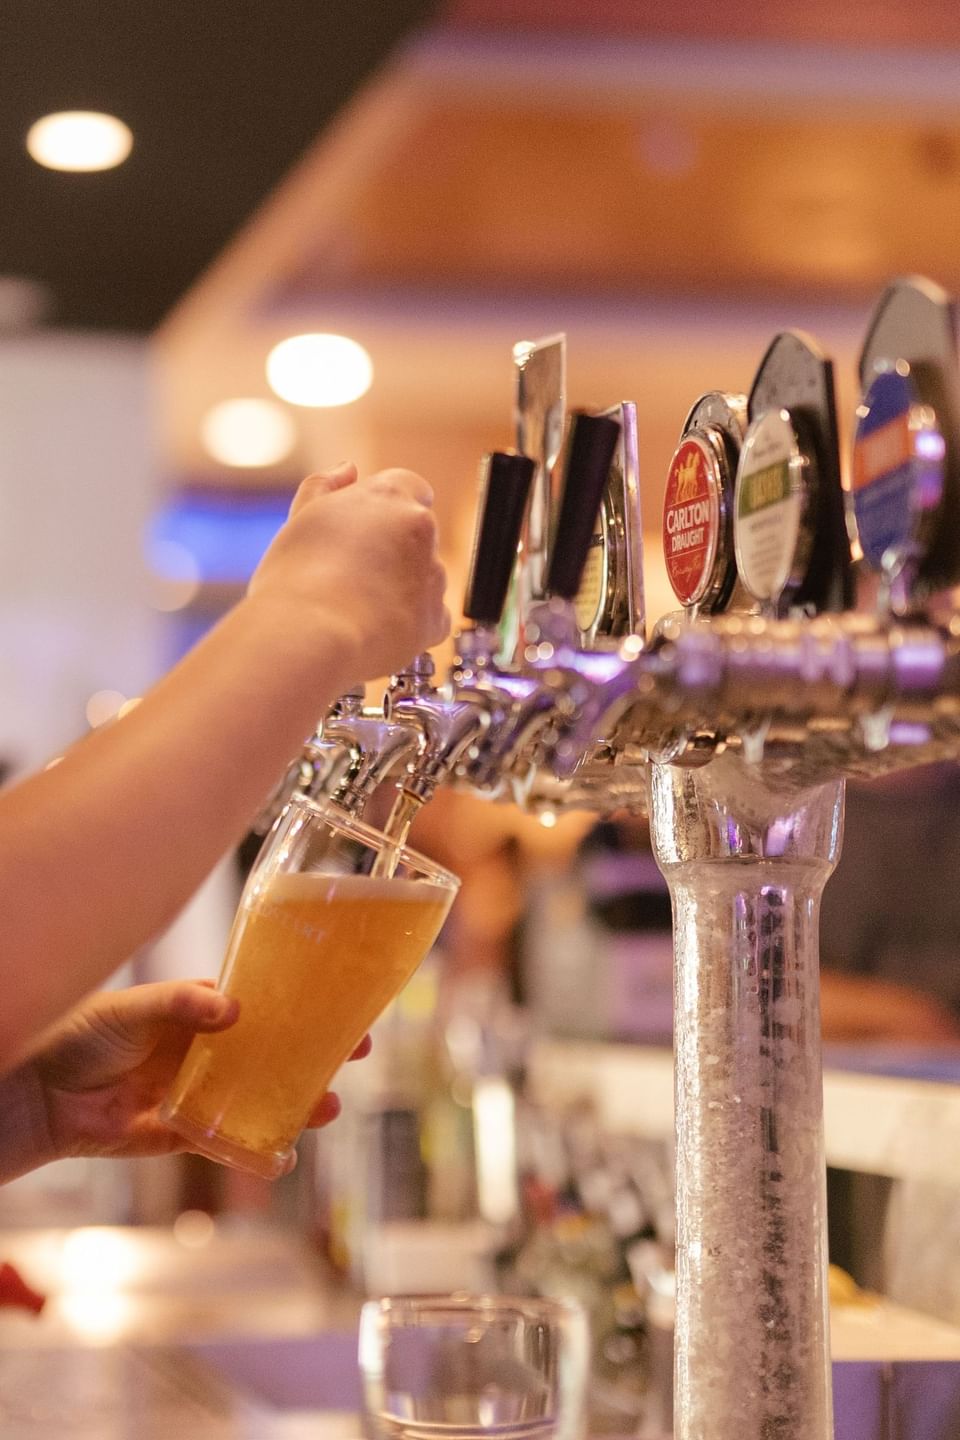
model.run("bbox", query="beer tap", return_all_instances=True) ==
[529,332,894,783]
[253,673,430,834]
[472,409,627,793]
[443,280,960,1440]
[317,682,426,815]
[250,708,355,835]
[387,450,538,806]
[852,274,960,616]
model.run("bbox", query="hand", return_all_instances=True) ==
[1,982,370,1181]
[248,462,450,683]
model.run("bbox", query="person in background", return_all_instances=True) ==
[0,460,449,1176]
[819,763,960,1046]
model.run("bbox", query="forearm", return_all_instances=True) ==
[0,1066,54,1184]
[0,596,359,1067]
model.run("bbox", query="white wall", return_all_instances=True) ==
[0,331,160,772]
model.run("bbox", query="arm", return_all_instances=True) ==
[0,464,449,1069]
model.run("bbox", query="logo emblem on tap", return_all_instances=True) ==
[663,437,721,607]
[733,409,809,608]
[851,366,946,579]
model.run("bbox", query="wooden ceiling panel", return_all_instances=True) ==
[279,97,960,304]
[444,0,960,48]
[157,23,960,517]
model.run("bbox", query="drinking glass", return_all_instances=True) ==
[358,1294,589,1440]
[161,796,459,1179]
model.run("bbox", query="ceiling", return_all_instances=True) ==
[0,0,440,331]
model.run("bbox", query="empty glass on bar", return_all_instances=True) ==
[358,1294,589,1440]
[161,796,459,1179]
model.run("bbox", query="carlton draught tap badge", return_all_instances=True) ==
[663,437,721,607]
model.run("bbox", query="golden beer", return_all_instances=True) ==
[163,870,453,1177]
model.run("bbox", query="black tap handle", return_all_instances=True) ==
[462,450,536,625]
[545,410,621,601]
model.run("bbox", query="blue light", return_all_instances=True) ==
[147,491,294,585]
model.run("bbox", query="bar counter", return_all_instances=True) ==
[0,1222,362,1437]
[3,1044,960,1437]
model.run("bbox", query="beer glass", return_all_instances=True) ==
[161,797,459,1179]
[358,1294,589,1440]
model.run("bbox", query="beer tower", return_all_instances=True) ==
[265,276,960,1440]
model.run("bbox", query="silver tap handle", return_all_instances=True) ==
[463,451,536,626]
[544,410,621,602]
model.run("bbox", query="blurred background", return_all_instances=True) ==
[4,5,960,1419]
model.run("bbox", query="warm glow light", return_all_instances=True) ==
[266,333,373,408]
[26,111,133,173]
[201,397,296,468]
[473,1077,518,1226]
[59,1290,135,1342]
[85,689,128,728]
[61,1228,142,1291]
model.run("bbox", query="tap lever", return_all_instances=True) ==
[743,330,852,614]
[463,451,536,626]
[854,276,960,603]
[545,409,622,602]
[859,274,959,387]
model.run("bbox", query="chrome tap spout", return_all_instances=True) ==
[251,718,355,834]
[387,651,494,803]
[517,599,648,779]
[321,685,424,815]
[454,673,558,796]
[526,608,960,789]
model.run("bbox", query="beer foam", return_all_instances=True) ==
[252,870,450,907]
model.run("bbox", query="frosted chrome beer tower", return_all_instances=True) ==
[268,276,960,1438]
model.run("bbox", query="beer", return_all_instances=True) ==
[162,870,453,1177]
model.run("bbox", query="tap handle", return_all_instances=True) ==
[463,450,536,625]
[545,409,621,601]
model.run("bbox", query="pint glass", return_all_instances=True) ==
[161,797,459,1179]
[359,1294,590,1440]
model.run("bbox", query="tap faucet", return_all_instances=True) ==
[389,450,539,803]
[251,713,355,835]
[441,411,629,800]
[384,650,492,804]
[501,408,632,782]
[320,679,426,815]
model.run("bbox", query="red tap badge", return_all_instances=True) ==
[663,436,720,606]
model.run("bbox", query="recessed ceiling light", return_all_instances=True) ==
[200,397,296,468]
[266,333,373,408]
[26,111,133,173]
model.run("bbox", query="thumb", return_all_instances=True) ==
[289,462,358,515]
[95,982,239,1052]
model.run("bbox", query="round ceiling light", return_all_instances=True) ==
[266,333,373,408]
[201,397,296,469]
[26,110,133,173]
